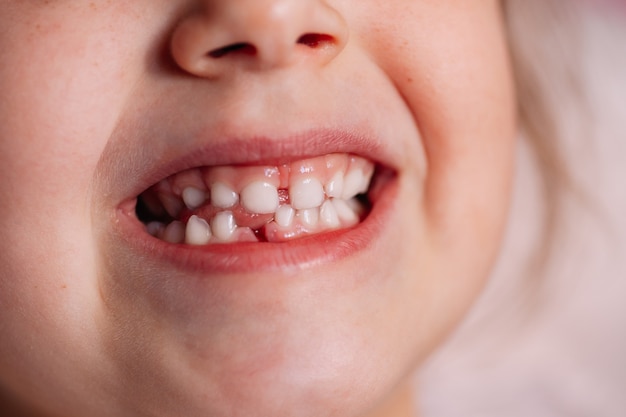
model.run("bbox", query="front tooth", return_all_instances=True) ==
[324,172,344,199]
[331,198,359,224]
[275,204,295,227]
[298,207,319,227]
[341,169,366,200]
[240,181,279,214]
[320,200,340,228]
[163,221,185,243]
[185,215,211,245]
[211,211,237,241]
[182,187,206,210]
[211,182,239,209]
[290,177,325,210]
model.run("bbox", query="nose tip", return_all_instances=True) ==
[170,0,348,77]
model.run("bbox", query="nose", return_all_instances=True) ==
[170,0,348,77]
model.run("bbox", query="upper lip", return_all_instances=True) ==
[119,127,399,204]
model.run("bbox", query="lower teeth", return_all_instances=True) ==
[143,196,367,245]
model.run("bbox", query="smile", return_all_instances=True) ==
[115,131,398,273]
[137,153,376,244]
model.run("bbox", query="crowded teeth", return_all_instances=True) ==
[290,177,325,210]
[211,211,237,241]
[320,200,340,228]
[210,182,239,209]
[185,215,211,245]
[275,204,295,227]
[240,181,279,214]
[182,187,206,210]
[163,221,185,244]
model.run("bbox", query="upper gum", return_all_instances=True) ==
[162,153,373,197]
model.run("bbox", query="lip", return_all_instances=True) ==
[121,129,397,200]
[114,129,400,274]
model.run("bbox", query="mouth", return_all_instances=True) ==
[115,133,398,273]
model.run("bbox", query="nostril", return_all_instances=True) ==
[297,33,335,49]
[209,42,257,58]
[208,34,334,59]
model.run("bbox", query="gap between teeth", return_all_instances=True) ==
[176,171,370,216]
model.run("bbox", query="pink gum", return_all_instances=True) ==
[155,153,373,197]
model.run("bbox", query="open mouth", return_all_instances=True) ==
[135,153,388,245]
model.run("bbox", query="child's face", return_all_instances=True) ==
[0,1,515,416]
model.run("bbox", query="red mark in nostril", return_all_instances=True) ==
[297,34,334,49]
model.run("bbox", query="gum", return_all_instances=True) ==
[158,153,372,199]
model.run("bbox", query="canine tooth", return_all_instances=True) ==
[211,182,239,209]
[182,187,206,210]
[290,177,325,210]
[341,169,366,200]
[331,198,359,224]
[298,208,319,227]
[320,200,340,228]
[163,221,185,244]
[241,181,279,214]
[185,215,211,245]
[211,211,237,241]
[275,204,295,227]
[324,172,344,198]
[146,222,166,237]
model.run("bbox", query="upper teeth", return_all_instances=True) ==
[341,169,366,200]
[182,187,206,210]
[290,177,325,210]
[324,171,344,198]
[240,181,280,214]
[210,182,238,209]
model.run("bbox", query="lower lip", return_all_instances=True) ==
[115,180,398,275]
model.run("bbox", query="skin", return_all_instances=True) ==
[0,1,516,416]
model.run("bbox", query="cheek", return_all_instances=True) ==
[0,6,152,268]
[350,2,517,335]
[364,2,516,254]
[0,5,150,375]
